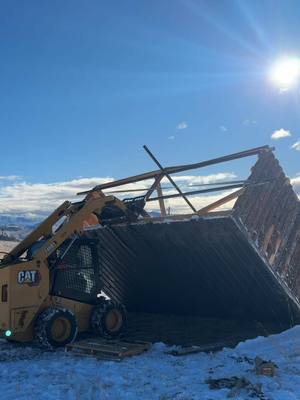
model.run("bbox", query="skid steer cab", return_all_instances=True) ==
[0,193,135,348]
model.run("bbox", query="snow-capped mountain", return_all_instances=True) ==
[0,215,41,241]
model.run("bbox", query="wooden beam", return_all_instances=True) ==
[197,188,245,215]
[144,174,164,201]
[78,145,272,195]
[147,183,244,202]
[156,181,167,216]
[143,145,197,213]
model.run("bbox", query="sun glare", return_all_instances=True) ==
[270,57,300,90]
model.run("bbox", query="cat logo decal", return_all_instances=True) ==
[17,270,41,286]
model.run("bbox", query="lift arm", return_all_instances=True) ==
[1,191,128,266]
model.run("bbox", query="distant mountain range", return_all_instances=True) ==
[0,210,164,242]
[0,215,41,227]
[0,215,41,241]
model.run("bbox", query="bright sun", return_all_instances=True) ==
[270,57,300,90]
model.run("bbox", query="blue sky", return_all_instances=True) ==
[0,0,300,217]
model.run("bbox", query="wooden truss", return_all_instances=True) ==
[78,145,273,217]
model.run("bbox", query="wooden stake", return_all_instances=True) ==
[156,181,167,216]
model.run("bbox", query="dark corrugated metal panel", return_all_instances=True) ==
[86,216,300,324]
[233,151,300,300]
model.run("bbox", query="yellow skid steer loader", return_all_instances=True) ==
[0,191,140,348]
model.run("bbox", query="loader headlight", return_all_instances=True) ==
[5,330,12,337]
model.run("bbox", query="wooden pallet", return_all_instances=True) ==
[65,338,152,361]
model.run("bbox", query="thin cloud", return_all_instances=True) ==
[290,174,300,200]
[291,140,300,150]
[0,172,238,219]
[0,175,21,181]
[149,189,238,215]
[164,172,237,185]
[243,119,257,126]
[291,174,300,188]
[177,121,188,130]
[271,129,291,140]
[0,177,113,218]
[168,135,175,140]
[219,125,228,132]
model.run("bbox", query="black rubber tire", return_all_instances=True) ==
[90,300,127,338]
[34,307,78,349]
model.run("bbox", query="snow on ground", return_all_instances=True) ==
[2,327,300,399]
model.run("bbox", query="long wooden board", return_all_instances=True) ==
[65,338,151,361]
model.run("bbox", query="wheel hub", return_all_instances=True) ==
[51,317,72,342]
[105,309,123,332]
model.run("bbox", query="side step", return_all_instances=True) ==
[65,338,152,361]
